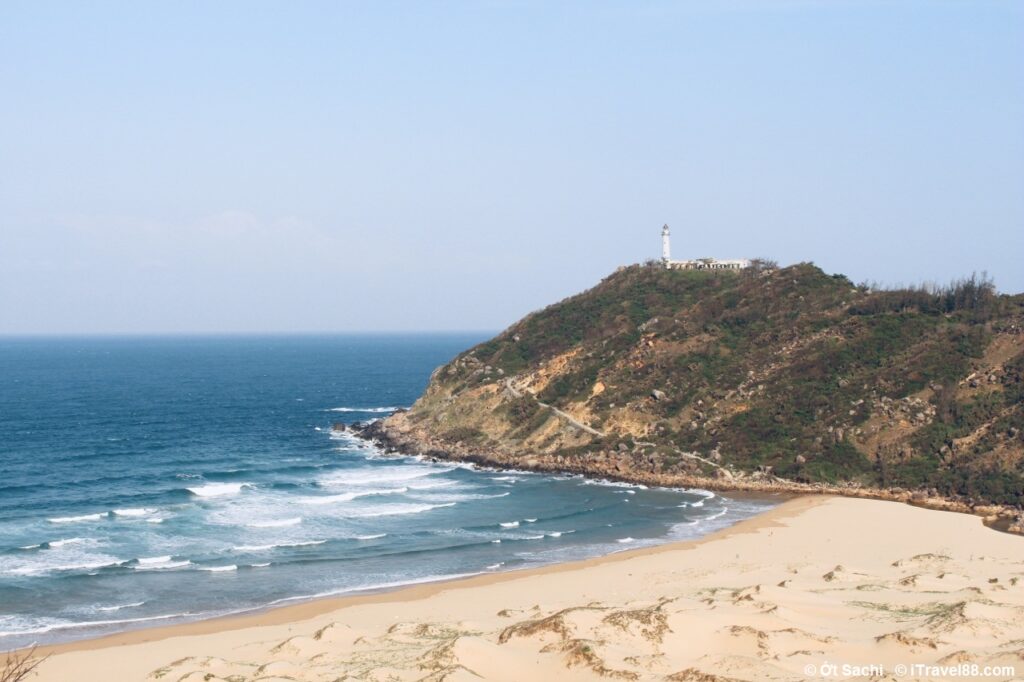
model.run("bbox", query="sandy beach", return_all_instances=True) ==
[19,495,1021,681]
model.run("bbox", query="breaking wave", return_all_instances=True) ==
[296,487,408,505]
[95,601,145,612]
[245,517,302,528]
[187,482,249,497]
[233,540,325,552]
[48,513,105,524]
[344,502,456,518]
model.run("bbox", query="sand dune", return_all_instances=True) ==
[29,496,1024,681]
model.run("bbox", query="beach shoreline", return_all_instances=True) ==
[25,490,799,659]
[14,425,1020,661]
[26,493,1024,681]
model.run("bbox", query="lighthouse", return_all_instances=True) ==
[658,223,751,271]
[661,224,671,267]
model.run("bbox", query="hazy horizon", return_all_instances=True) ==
[0,330,497,338]
[2,1,1022,335]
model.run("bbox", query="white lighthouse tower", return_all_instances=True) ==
[661,223,671,267]
[658,222,752,271]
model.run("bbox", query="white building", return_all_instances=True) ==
[660,224,750,271]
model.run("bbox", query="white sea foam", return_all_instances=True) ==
[200,565,237,572]
[7,559,120,576]
[327,406,404,413]
[187,482,248,497]
[355,534,387,540]
[147,518,165,524]
[297,486,408,505]
[96,601,144,612]
[617,537,636,543]
[406,479,458,491]
[48,513,105,524]
[345,502,455,518]
[481,467,538,477]
[134,560,191,571]
[690,500,705,508]
[233,544,276,552]
[674,488,716,499]
[422,491,507,503]
[47,538,86,548]
[246,517,302,528]
[112,508,156,517]
[318,466,448,489]
[499,521,519,528]
[580,479,647,490]
[490,539,501,543]
[524,535,544,540]
[233,540,326,551]
[250,562,271,568]
[486,562,504,570]
[0,611,196,638]
[137,555,173,565]
[524,518,537,523]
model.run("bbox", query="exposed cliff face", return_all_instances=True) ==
[373,263,1024,512]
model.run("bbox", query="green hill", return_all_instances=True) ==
[369,262,1024,510]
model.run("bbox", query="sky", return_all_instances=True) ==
[1,1,1021,334]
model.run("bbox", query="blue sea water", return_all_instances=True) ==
[0,335,776,649]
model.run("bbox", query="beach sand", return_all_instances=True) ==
[26,496,1024,681]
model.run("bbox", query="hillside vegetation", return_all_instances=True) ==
[377,263,1024,508]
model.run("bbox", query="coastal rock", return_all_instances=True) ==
[354,262,1024,532]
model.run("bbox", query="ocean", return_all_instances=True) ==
[0,335,776,649]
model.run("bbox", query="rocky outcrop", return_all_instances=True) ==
[356,417,1024,534]
[364,262,1024,529]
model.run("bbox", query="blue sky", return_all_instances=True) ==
[1,1,1021,333]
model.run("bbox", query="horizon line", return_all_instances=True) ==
[0,330,499,339]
